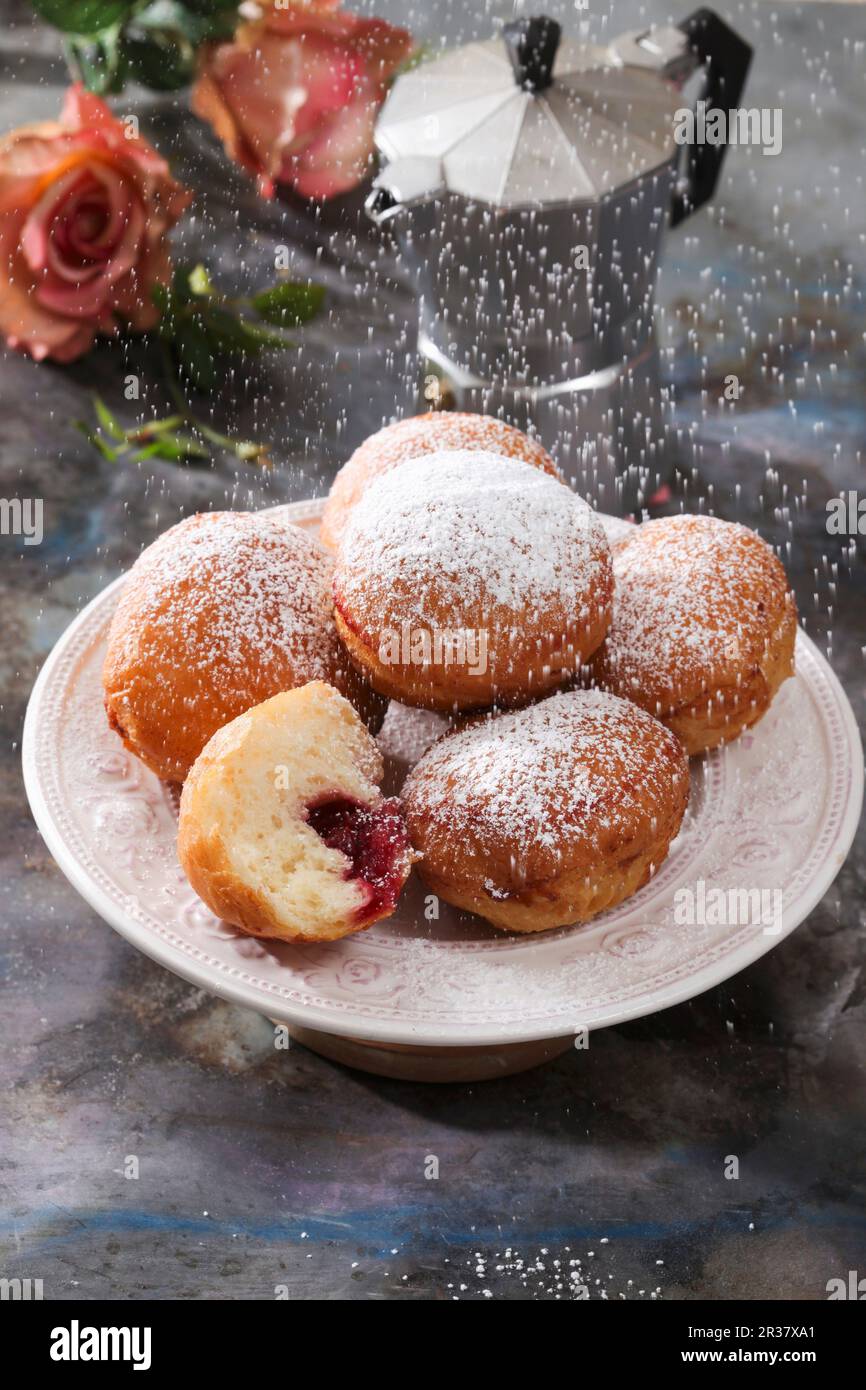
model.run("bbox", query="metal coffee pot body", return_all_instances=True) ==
[367,10,752,510]
[391,171,673,386]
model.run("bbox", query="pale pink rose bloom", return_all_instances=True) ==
[0,85,190,363]
[192,0,413,200]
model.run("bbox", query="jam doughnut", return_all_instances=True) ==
[402,689,690,934]
[332,450,613,712]
[103,509,385,784]
[320,411,559,550]
[588,514,797,755]
[178,682,413,942]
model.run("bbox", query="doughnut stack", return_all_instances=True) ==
[103,412,797,943]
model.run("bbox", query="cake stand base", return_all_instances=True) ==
[284,1025,573,1083]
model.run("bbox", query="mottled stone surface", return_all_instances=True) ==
[1,1,864,1300]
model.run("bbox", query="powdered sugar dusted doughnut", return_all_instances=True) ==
[598,513,636,549]
[103,510,384,784]
[178,682,412,942]
[332,450,613,712]
[403,689,690,933]
[320,411,559,550]
[588,514,797,756]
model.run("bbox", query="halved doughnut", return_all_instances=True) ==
[177,682,412,943]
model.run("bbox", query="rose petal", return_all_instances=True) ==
[192,3,413,200]
[39,197,145,318]
[60,83,118,134]
[0,220,97,360]
[20,164,87,272]
[0,84,190,362]
[289,84,380,198]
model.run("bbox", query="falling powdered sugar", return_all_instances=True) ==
[404,689,687,875]
[336,449,609,623]
[322,413,557,548]
[346,411,556,476]
[115,510,335,695]
[601,513,791,692]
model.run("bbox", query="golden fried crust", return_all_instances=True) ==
[417,843,680,934]
[334,597,612,713]
[403,690,690,933]
[321,412,560,551]
[332,450,613,713]
[588,514,797,756]
[664,601,797,753]
[178,819,290,941]
[102,511,385,784]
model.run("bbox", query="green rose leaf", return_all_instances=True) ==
[122,28,196,92]
[76,394,268,470]
[32,0,132,35]
[66,29,126,95]
[176,319,218,392]
[182,0,241,15]
[74,419,118,461]
[169,266,193,306]
[151,261,321,399]
[151,283,171,316]
[202,304,264,354]
[252,282,325,328]
[187,263,215,298]
[133,433,210,462]
[234,318,295,352]
[136,0,238,45]
[93,395,126,441]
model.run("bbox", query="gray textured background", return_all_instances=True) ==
[1,0,865,1300]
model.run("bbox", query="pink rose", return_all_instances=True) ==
[0,85,190,364]
[192,0,413,200]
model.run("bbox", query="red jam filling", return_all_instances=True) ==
[305,794,408,924]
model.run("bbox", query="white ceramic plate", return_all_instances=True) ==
[23,501,863,1049]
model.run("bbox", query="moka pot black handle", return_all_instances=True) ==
[670,8,753,227]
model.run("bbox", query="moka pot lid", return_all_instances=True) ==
[374,15,685,209]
